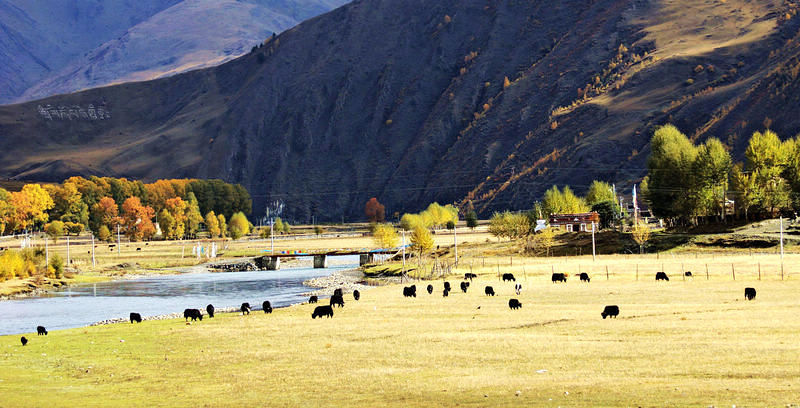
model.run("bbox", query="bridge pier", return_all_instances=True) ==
[313,255,328,269]
[359,254,375,266]
[255,256,280,270]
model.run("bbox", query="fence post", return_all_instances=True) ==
[636,264,639,281]
[781,263,784,280]
[731,264,735,281]
[758,262,761,280]
[682,263,685,281]
[606,265,609,280]
[705,264,709,280]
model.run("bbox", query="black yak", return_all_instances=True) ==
[426,284,433,294]
[353,290,360,301]
[579,272,590,282]
[464,273,477,281]
[206,304,215,318]
[655,272,669,281]
[508,299,522,310]
[684,271,693,278]
[36,326,47,336]
[241,303,251,314]
[484,286,495,296]
[333,288,343,297]
[330,294,345,308]
[514,283,522,295]
[309,296,318,304]
[184,309,203,321]
[403,285,417,298]
[312,305,334,319]
[460,281,469,293]
[744,287,757,301]
[502,273,516,282]
[552,273,567,283]
[443,289,449,297]
[444,282,451,291]
[21,336,28,346]
[601,305,620,319]
[262,301,273,314]
[130,313,142,323]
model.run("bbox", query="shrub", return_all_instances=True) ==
[685,78,695,86]
[50,254,64,279]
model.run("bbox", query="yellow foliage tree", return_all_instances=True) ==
[372,224,399,248]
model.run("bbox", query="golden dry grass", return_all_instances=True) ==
[1,251,799,407]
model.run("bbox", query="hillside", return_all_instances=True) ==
[0,0,347,104]
[1,0,800,222]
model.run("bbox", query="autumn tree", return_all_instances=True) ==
[228,212,250,240]
[158,209,175,239]
[217,214,227,239]
[7,184,55,232]
[205,211,220,238]
[0,188,12,235]
[45,221,65,243]
[745,130,792,216]
[365,198,386,223]
[91,196,119,234]
[97,225,112,242]
[631,221,651,254]
[542,185,588,216]
[585,181,616,207]
[121,197,156,241]
[185,192,203,238]
[372,224,399,248]
[164,197,188,239]
[533,227,556,256]
[410,226,433,263]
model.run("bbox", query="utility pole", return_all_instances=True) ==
[591,221,596,262]
[66,236,70,267]
[270,219,274,253]
[780,216,784,263]
[402,229,406,275]
[45,238,49,266]
[117,224,121,255]
[453,225,458,266]
[91,234,96,267]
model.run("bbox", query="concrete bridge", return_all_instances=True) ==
[254,249,401,270]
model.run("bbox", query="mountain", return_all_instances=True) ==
[0,0,348,104]
[1,0,800,222]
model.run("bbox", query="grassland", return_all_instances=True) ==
[1,246,799,406]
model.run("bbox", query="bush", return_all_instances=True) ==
[228,212,250,240]
[50,254,64,279]
[98,225,111,242]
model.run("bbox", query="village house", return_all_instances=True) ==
[549,212,600,232]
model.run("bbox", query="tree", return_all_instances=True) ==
[228,212,250,240]
[205,211,220,238]
[158,209,175,239]
[121,197,156,241]
[465,210,478,229]
[533,227,556,256]
[372,224,399,248]
[591,200,619,229]
[400,213,425,230]
[631,221,651,254]
[585,181,615,207]
[217,214,227,239]
[745,130,792,216]
[45,221,65,243]
[364,198,386,223]
[0,188,13,235]
[410,226,434,262]
[164,197,188,239]
[542,186,588,216]
[488,211,529,240]
[92,197,119,232]
[692,138,732,220]
[97,225,112,242]
[185,192,203,238]
[646,125,698,222]
[7,184,55,232]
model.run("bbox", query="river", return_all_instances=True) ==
[0,258,357,336]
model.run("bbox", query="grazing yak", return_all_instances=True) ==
[426,284,433,294]
[744,287,757,301]
[484,286,495,296]
[508,299,522,310]
[262,301,273,314]
[443,282,451,292]
[130,313,142,323]
[460,281,469,293]
[502,273,516,282]
[443,288,449,297]
[330,294,345,308]
[353,290,360,301]
[684,271,693,278]
[514,283,522,295]
[312,305,334,319]
[206,304,215,318]
[333,288,343,297]
[464,273,477,281]
[37,326,47,336]
[551,273,567,283]
[403,285,417,298]
[184,309,203,321]
[21,336,28,346]
[241,303,251,315]
[601,305,620,319]
[579,273,590,282]
[655,272,670,281]
[309,296,318,304]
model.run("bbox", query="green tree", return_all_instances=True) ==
[692,138,732,220]
[185,192,204,238]
[585,181,615,206]
[646,125,698,222]
[745,130,792,216]
[542,186,588,216]
[228,212,250,240]
[465,210,478,229]
[158,209,175,239]
[45,221,65,243]
[591,200,619,229]
[217,214,227,239]
[97,225,111,242]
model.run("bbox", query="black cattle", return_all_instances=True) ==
[508,299,522,310]
[464,273,477,281]
[333,288,343,297]
[514,283,522,295]
[403,285,417,298]
[184,309,203,321]
[21,336,28,346]
[36,326,47,336]
[136,248,141,251]
[744,287,757,301]
[262,301,273,314]
[309,295,318,304]
[579,272,590,282]
[502,273,516,282]
[655,272,669,281]
[684,271,693,278]
[206,304,215,318]
[330,294,345,308]
[241,303,251,314]
[312,305,334,319]
[130,313,142,323]
[460,281,469,293]
[443,289,449,297]
[353,290,360,301]
[601,305,620,319]
[444,282,451,292]
[484,286,495,296]
[426,284,433,294]
[552,273,567,283]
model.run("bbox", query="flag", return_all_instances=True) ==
[632,185,639,213]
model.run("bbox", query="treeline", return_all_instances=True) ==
[0,177,251,241]
[643,125,800,224]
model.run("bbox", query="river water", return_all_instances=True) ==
[0,258,357,336]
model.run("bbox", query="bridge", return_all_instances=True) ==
[255,247,405,270]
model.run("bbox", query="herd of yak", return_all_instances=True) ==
[18,271,758,347]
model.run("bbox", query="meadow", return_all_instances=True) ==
[1,248,799,407]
